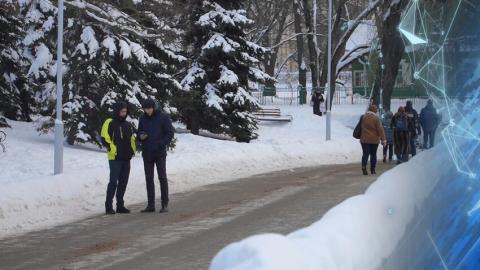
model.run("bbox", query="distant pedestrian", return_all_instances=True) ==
[360,104,386,175]
[392,106,413,164]
[138,99,175,213]
[311,90,323,116]
[382,110,394,163]
[420,100,441,149]
[319,94,326,115]
[101,101,137,215]
[405,101,421,157]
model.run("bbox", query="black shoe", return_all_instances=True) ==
[362,167,368,176]
[371,168,377,175]
[141,206,155,213]
[383,156,387,163]
[117,206,130,214]
[105,208,116,215]
[159,205,169,213]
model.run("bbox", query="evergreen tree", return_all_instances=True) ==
[21,0,184,146]
[0,0,32,121]
[179,0,273,142]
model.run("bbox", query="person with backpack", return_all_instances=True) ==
[391,106,413,164]
[359,104,386,175]
[405,101,421,157]
[382,110,394,163]
[138,99,175,213]
[420,100,441,149]
[100,101,137,215]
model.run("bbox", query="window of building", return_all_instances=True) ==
[353,70,366,87]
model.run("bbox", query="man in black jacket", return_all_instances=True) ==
[101,101,136,215]
[138,99,175,213]
[405,100,422,157]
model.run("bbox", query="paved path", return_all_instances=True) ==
[0,163,393,270]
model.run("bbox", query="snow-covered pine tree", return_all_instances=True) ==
[23,0,184,145]
[0,0,32,121]
[179,0,273,142]
[20,0,58,115]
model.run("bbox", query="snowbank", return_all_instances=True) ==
[209,146,446,270]
[0,105,365,238]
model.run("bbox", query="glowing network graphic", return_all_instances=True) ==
[399,0,480,179]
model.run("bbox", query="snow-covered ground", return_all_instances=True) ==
[210,145,446,270]
[0,103,381,238]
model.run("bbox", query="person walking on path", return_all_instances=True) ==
[101,101,137,215]
[138,99,175,213]
[405,101,421,157]
[382,110,394,163]
[392,106,413,164]
[360,104,386,175]
[420,100,441,149]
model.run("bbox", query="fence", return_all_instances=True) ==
[252,85,429,107]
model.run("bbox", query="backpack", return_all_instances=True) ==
[395,115,408,131]
[353,116,363,139]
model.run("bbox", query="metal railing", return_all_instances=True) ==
[252,85,430,107]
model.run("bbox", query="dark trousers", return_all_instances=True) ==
[106,160,130,209]
[410,138,417,156]
[383,144,394,160]
[361,143,379,169]
[423,130,435,149]
[143,153,169,208]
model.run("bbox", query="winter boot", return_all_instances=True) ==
[383,155,387,163]
[105,208,116,215]
[362,167,368,176]
[117,206,131,214]
[159,204,169,213]
[371,168,377,175]
[141,206,156,213]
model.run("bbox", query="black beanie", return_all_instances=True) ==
[142,99,156,109]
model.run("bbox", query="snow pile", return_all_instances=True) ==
[0,105,366,238]
[210,146,446,270]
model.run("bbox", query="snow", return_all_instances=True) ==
[210,146,447,270]
[205,83,224,111]
[181,63,206,91]
[217,65,238,86]
[202,34,240,54]
[119,39,131,59]
[345,21,376,52]
[102,36,117,56]
[0,104,370,238]
[197,2,252,29]
[79,26,100,59]
[27,43,53,78]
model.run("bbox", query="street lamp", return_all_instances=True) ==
[326,0,332,141]
[54,0,64,174]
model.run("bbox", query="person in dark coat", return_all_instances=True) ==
[391,106,413,164]
[311,90,323,116]
[420,100,441,149]
[382,110,394,163]
[138,99,175,213]
[405,100,421,157]
[101,101,137,215]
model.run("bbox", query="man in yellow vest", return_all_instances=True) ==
[101,101,136,215]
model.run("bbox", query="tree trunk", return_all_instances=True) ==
[293,0,307,88]
[372,0,409,111]
[302,0,318,88]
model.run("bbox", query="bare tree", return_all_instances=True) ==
[371,0,409,111]
[319,0,382,107]
[293,0,307,88]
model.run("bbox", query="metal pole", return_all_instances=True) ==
[54,0,64,175]
[326,0,332,141]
